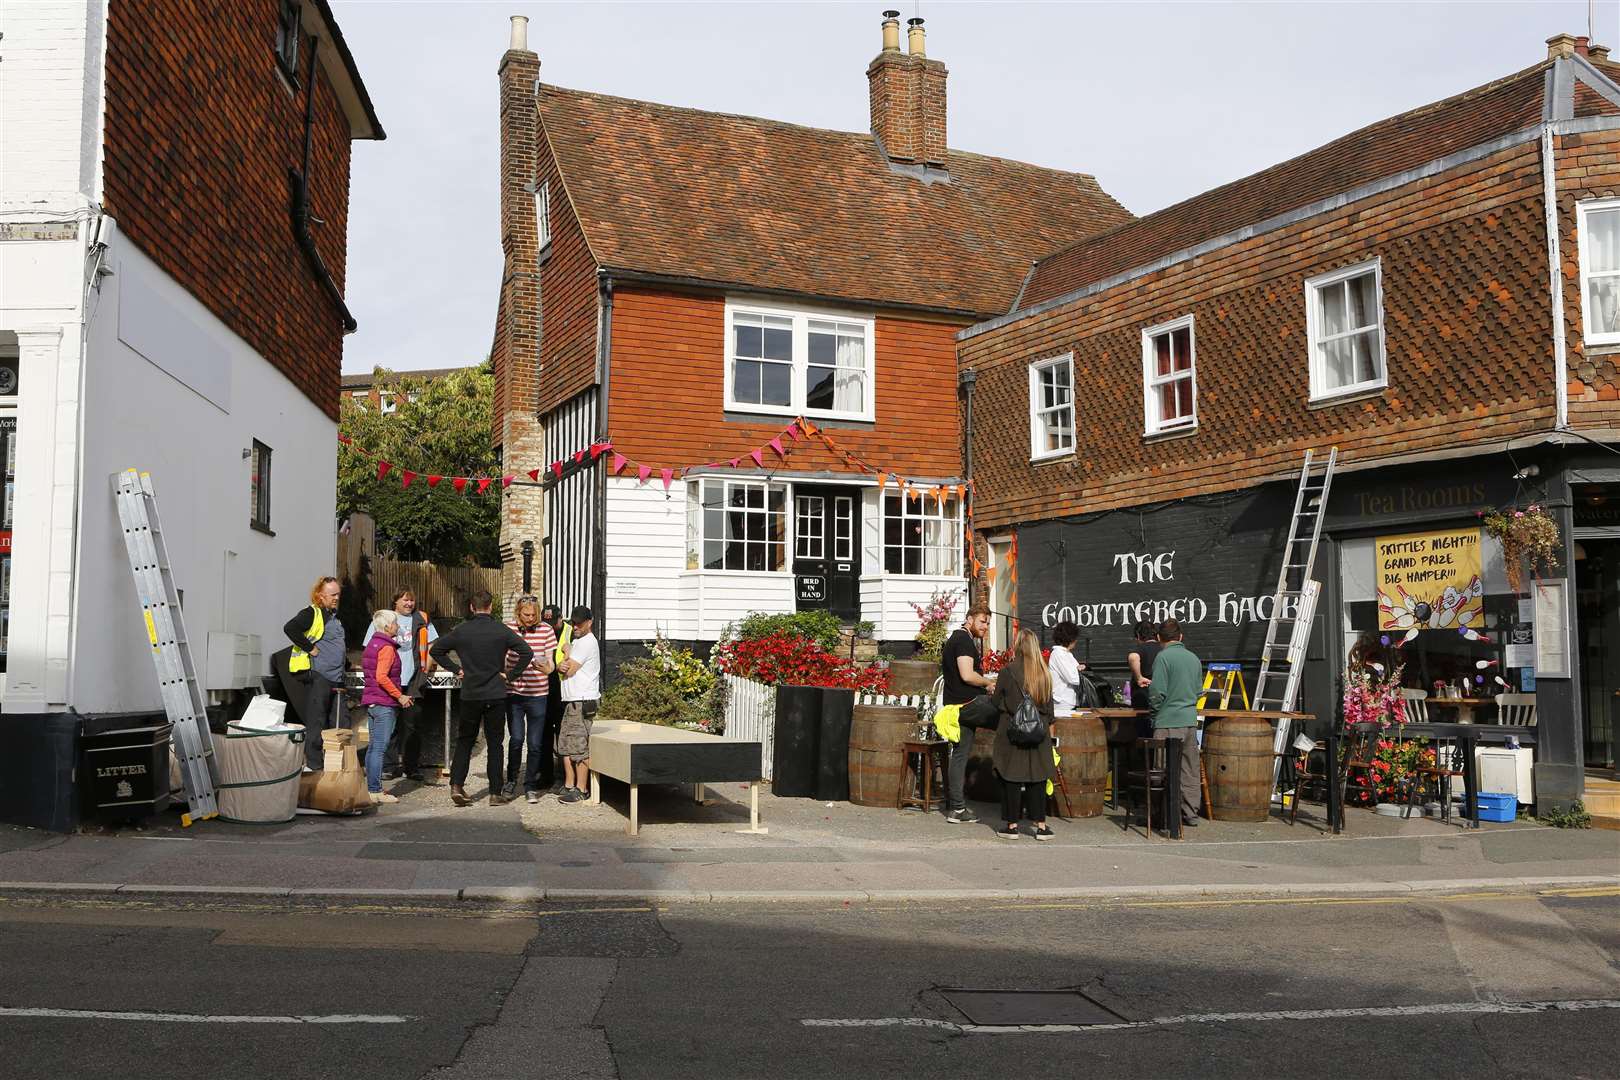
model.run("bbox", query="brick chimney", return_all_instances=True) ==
[1547,33,1579,59]
[1591,43,1612,63]
[866,11,948,166]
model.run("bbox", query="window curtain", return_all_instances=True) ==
[834,333,864,412]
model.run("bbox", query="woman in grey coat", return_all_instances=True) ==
[989,628,1057,840]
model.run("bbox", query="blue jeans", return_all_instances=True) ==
[507,695,550,793]
[365,705,397,794]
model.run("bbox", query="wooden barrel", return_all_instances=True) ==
[848,704,916,807]
[1053,713,1106,818]
[886,659,939,696]
[964,726,998,803]
[1204,716,1276,822]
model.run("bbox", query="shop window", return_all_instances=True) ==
[1578,198,1620,346]
[688,479,787,572]
[274,0,301,81]
[1306,260,1386,401]
[535,180,552,256]
[1028,354,1075,461]
[884,491,961,576]
[1141,316,1196,435]
[249,440,273,533]
[724,303,873,421]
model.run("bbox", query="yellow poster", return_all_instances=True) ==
[1376,528,1484,634]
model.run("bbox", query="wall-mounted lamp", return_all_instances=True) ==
[1511,464,1540,480]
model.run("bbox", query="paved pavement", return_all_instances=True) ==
[1,885,1616,1079]
[1,776,1615,901]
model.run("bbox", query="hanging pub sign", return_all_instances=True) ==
[1375,527,1483,632]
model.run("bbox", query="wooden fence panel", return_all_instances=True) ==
[362,560,501,622]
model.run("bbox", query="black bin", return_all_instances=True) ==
[83,723,174,820]
[816,688,854,802]
[772,685,822,798]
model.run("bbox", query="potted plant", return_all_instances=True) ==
[1481,504,1561,593]
[889,590,959,695]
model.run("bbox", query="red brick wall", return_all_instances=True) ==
[1559,128,1620,422]
[103,0,355,420]
[960,141,1562,531]
[608,286,964,478]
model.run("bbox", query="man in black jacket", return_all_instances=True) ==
[429,590,533,806]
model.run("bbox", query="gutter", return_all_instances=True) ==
[597,266,987,322]
[290,36,358,335]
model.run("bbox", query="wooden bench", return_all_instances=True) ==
[587,719,766,836]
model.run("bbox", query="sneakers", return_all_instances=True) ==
[489,793,511,806]
[450,786,471,807]
[559,787,585,804]
[369,791,399,805]
[526,791,540,805]
[1033,824,1055,841]
[945,808,979,825]
[996,824,1021,839]
[502,781,518,801]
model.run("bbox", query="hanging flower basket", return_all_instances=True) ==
[1480,504,1560,593]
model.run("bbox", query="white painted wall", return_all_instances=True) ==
[859,574,967,641]
[68,237,337,714]
[0,0,105,214]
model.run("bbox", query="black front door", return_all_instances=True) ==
[793,487,861,622]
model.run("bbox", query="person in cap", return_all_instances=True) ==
[556,605,601,804]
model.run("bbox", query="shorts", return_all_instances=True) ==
[558,700,597,761]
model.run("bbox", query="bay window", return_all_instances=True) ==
[687,479,787,572]
[884,491,962,576]
[725,302,874,420]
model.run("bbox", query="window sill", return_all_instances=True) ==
[1030,450,1076,466]
[538,244,553,269]
[273,54,300,93]
[250,520,276,538]
[1143,424,1198,444]
[681,568,791,578]
[1307,384,1388,410]
[1583,340,1620,356]
[722,407,874,428]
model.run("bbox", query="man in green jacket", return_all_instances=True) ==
[1146,619,1202,827]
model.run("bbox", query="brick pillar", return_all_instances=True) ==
[491,32,546,614]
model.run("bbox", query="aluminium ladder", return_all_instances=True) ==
[1251,449,1337,790]
[112,468,219,825]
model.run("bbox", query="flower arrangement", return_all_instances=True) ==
[1342,661,1407,728]
[1368,737,1437,802]
[1481,504,1560,593]
[714,632,890,693]
[910,591,960,664]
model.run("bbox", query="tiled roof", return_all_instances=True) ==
[1019,61,1555,309]
[538,86,1133,318]
[341,365,473,389]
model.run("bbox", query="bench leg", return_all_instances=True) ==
[693,782,706,805]
[627,784,639,836]
[735,780,769,835]
[589,772,601,806]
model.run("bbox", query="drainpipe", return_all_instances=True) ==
[290,36,359,334]
[1541,125,1568,429]
[593,275,613,646]
[958,367,977,598]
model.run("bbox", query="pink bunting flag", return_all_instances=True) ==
[610,453,627,474]
[551,461,564,478]
[427,475,443,489]
[782,424,798,443]
[729,457,741,469]
[377,461,392,482]
[660,468,674,491]
[637,464,653,484]
[452,477,468,494]
[476,478,492,495]
[769,437,784,458]
[400,470,416,489]
[590,442,611,459]
[574,450,585,465]
[526,469,540,482]
[749,449,765,468]
[502,475,515,488]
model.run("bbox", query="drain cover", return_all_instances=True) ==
[940,989,1123,1027]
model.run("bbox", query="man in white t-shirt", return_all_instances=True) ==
[556,605,601,804]
[1048,620,1087,717]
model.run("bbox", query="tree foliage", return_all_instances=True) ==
[337,362,500,566]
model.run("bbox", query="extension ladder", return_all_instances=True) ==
[112,469,219,825]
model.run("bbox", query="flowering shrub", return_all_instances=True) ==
[650,635,716,701]
[1481,504,1560,593]
[910,590,960,663]
[1342,661,1407,728]
[983,647,1014,673]
[715,632,889,692]
[1368,738,1436,802]
[599,637,726,734]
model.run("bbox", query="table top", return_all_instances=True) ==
[1078,708,1312,720]
[1426,697,1496,706]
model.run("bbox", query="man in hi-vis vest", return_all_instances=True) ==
[283,576,347,771]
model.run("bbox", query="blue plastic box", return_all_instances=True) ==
[1473,792,1517,822]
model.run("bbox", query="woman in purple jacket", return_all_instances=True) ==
[361,610,413,805]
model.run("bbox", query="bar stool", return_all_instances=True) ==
[1125,737,1172,839]
[897,739,948,812]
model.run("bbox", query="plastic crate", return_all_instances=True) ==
[1473,791,1517,822]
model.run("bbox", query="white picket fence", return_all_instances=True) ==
[723,674,776,781]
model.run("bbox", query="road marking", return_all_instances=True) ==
[801,997,1620,1035]
[0,1007,414,1024]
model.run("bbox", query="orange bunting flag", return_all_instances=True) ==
[452,477,468,494]
[876,473,887,491]
[988,566,998,583]
[955,484,966,499]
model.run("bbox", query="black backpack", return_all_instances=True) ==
[1007,692,1046,748]
[1076,671,1115,708]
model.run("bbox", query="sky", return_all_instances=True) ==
[332,0,1619,375]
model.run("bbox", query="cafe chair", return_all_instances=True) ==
[1410,741,1465,825]
[1340,726,1380,813]
[1287,726,1334,826]
[1494,693,1537,726]
[1397,688,1430,724]
[1124,737,1171,840]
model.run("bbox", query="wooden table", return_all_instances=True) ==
[588,719,765,836]
[1425,697,1495,724]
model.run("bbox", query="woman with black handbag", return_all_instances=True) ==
[989,628,1057,840]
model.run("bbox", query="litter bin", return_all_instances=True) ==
[83,722,173,820]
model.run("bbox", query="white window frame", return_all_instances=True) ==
[883,491,963,577]
[1578,197,1620,347]
[535,180,552,255]
[378,390,397,415]
[1027,353,1075,462]
[795,494,825,560]
[723,299,876,422]
[833,496,854,562]
[1305,258,1387,402]
[688,478,789,574]
[1141,314,1197,435]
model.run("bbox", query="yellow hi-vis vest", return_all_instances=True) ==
[555,621,573,667]
[289,605,323,673]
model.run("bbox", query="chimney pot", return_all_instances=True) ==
[907,16,926,57]
[1547,32,1578,59]
[880,10,900,52]
[509,14,530,53]
[1591,43,1612,62]
[1574,35,1591,57]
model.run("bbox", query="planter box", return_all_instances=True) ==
[771,685,855,800]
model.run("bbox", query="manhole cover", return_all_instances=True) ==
[940,989,1123,1026]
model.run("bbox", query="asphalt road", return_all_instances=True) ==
[1,886,1616,1080]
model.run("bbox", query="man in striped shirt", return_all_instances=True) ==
[506,597,559,803]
